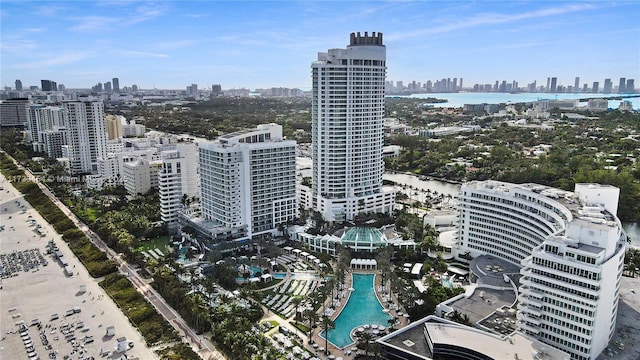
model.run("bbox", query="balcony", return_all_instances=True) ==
[518,322,540,334]
[517,311,540,325]
[520,306,542,318]
[520,296,543,308]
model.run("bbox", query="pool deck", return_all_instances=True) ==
[259,259,412,359]
[308,269,410,359]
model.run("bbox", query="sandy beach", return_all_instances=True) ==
[0,174,158,360]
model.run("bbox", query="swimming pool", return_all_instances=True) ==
[322,273,392,348]
[441,277,454,289]
[235,266,265,282]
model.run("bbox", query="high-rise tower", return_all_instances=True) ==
[618,77,626,93]
[112,77,120,92]
[60,99,108,175]
[198,124,297,239]
[311,32,395,222]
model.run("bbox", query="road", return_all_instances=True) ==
[12,160,226,360]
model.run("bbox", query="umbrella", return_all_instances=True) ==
[373,330,379,335]
[328,355,335,359]
[348,287,355,291]
[312,343,319,348]
[318,347,325,352]
[403,313,410,318]
[371,324,378,329]
[357,327,364,333]
[382,309,390,313]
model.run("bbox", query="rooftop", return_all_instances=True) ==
[340,226,387,245]
[377,316,570,360]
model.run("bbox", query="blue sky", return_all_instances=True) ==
[1,1,638,90]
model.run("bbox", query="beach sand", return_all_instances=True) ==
[0,174,158,360]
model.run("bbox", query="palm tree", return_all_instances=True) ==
[304,307,319,332]
[357,331,374,358]
[291,296,303,320]
[320,316,335,355]
[387,317,396,331]
[448,310,471,326]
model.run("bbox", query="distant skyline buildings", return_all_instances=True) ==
[6,74,637,95]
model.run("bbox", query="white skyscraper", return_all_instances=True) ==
[198,124,297,241]
[454,181,626,360]
[311,32,395,221]
[159,143,200,229]
[518,184,625,360]
[60,99,108,175]
[27,104,66,143]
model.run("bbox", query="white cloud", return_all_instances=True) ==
[14,53,92,69]
[70,16,118,31]
[386,3,599,41]
[0,39,38,53]
[118,50,169,58]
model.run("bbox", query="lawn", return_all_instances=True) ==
[137,235,171,252]
[85,207,100,221]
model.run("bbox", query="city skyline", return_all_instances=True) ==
[1,1,639,90]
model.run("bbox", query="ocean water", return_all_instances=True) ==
[407,92,639,110]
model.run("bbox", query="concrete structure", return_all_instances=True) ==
[454,181,626,360]
[587,99,608,112]
[192,124,297,244]
[105,115,124,140]
[158,142,200,229]
[41,79,57,92]
[310,31,395,222]
[122,157,161,196]
[122,122,146,137]
[60,99,108,175]
[112,77,120,93]
[41,128,68,158]
[27,104,66,151]
[0,98,29,127]
[419,125,480,138]
[377,315,570,360]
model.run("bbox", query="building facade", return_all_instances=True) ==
[0,98,29,127]
[197,124,297,242]
[311,31,395,222]
[454,181,626,360]
[60,99,108,175]
[27,104,66,144]
[159,143,200,230]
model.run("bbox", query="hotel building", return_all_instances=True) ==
[191,124,297,244]
[310,32,395,222]
[454,181,626,360]
[60,99,108,175]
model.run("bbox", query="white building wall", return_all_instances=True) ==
[61,100,108,175]
[311,32,395,222]
[159,143,200,228]
[198,124,297,239]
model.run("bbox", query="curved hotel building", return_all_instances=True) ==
[454,181,626,360]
